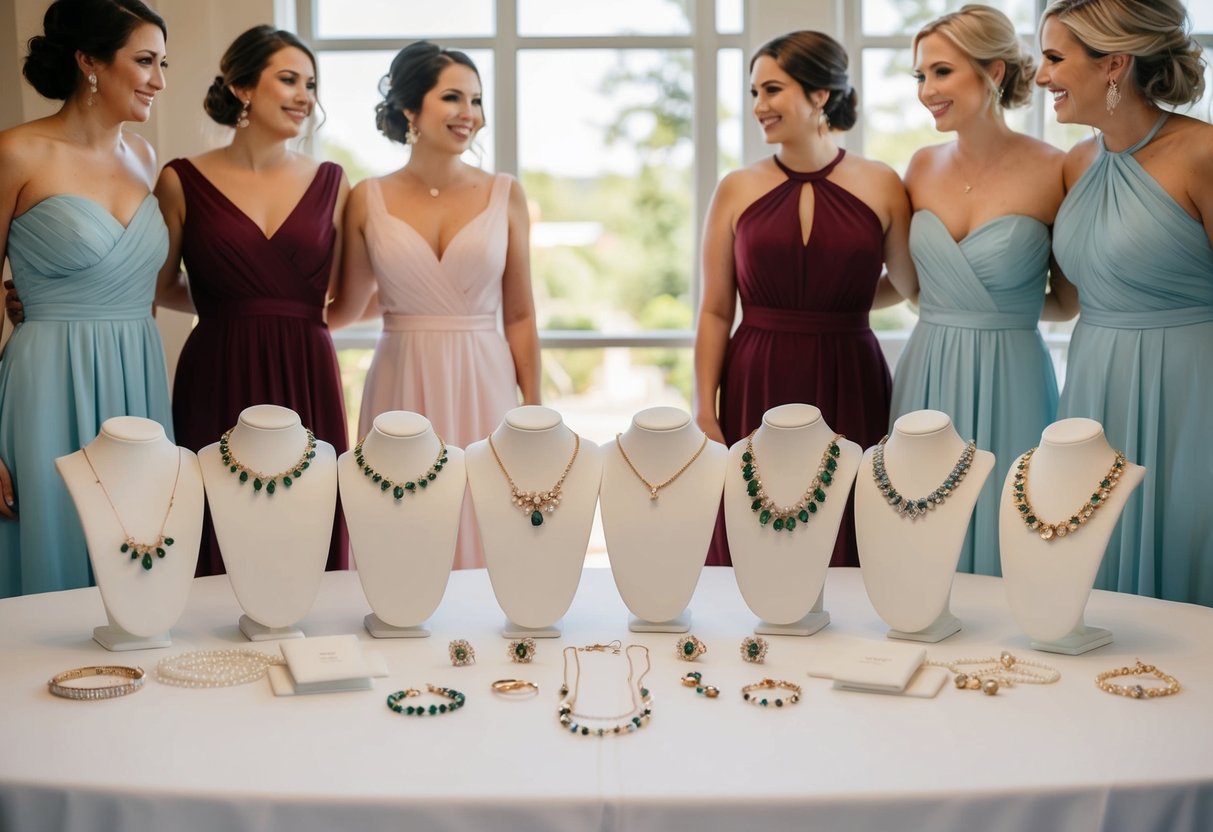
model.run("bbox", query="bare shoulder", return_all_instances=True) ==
[1062,136,1099,189]
[904,142,948,190]
[1012,133,1065,167]
[288,149,324,177]
[121,131,158,186]
[0,121,52,176]
[1169,115,1213,165]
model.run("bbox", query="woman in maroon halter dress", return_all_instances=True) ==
[155,27,350,575]
[695,31,917,567]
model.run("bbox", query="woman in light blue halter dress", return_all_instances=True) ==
[0,0,173,597]
[891,7,1074,575]
[1040,0,1213,605]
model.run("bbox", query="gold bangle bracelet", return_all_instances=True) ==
[741,678,801,707]
[48,665,146,700]
[1095,660,1181,699]
[492,678,539,697]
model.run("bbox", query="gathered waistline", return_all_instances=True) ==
[24,305,151,322]
[917,304,1038,331]
[1077,306,1213,330]
[203,299,324,324]
[382,313,498,332]
[739,305,870,334]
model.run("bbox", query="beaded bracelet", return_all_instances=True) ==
[48,665,146,700]
[1095,660,1181,700]
[741,678,801,707]
[156,649,283,688]
[386,684,467,715]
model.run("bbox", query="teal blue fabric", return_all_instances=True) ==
[1055,114,1213,606]
[890,210,1058,576]
[0,194,172,597]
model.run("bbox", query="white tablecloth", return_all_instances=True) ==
[1,567,1211,832]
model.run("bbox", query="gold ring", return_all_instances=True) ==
[491,678,539,696]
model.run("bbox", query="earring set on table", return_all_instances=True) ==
[448,638,536,667]
[675,635,768,664]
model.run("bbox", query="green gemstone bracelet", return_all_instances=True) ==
[219,427,316,495]
[386,684,466,716]
[354,436,448,500]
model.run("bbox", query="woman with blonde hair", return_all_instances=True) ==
[1038,0,1212,605]
[891,4,1075,576]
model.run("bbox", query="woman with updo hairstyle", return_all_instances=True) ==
[1037,0,1213,606]
[0,0,173,597]
[328,40,540,570]
[888,4,1076,577]
[694,30,917,568]
[154,24,351,576]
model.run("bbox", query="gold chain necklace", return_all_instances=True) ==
[488,432,580,526]
[1012,446,1126,540]
[743,431,842,531]
[558,642,653,737]
[81,446,182,571]
[614,432,708,501]
[219,426,317,495]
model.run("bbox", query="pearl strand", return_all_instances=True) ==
[926,651,1061,695]
[156,649,284,688]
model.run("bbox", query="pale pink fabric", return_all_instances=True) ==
[359,173,520,569]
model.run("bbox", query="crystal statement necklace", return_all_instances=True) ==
[559,642,653,737]
[1012,446,1126,540]
[354,435,448,500]
[871,435,976,518]
[743,431,842,531]
[219,426,317,495]
[488,431,580,526]
[81,446,182,571]
[614,432,708,501]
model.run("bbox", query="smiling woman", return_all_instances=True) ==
[0,0,174,597]
[153,25,352,577]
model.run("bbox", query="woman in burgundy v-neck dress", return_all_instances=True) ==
[695,31,917,567]
[156,27,350,575]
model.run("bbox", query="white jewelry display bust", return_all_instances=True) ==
[1000,417,1145,655]
[601,406,726,632]
[465,406,602,637]
[856,410,994,642]
[56,416,203,651]
[339,411,465,638]
[198,404,337,641]
[726,404,860,636]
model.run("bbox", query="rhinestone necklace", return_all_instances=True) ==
[353,435,448,500]
[81,446,182,571]
[743,431,843,532]
[219,426,317,495]
[1012,446,1126,540]
[488,431,580,526]
[871,435,976,519]
[615,432,708,501]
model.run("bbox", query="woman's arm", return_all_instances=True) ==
[500,178,541,405]
[326,182,381,331]
[693,175,741,444]
[1041,256,1079,321]
[0,130,25,519]
[324,170,351,318]
[151,165,195,314]
[873,167,917,308]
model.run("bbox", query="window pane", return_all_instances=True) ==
[861,49,933,174]
[862,0,1038,37]
[716,0,743,34]
[316,50,495,182]
[518,0,691,36]
[718,48,743,180]
[518,50,695,337]
[1192,9,1213,31]
[316,0,494,39]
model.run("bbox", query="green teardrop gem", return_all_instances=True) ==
[141,552,153,570]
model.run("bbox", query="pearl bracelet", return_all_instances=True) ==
[741,678,801,707]
[156,649,284,688]
[48,665,145,700]
[1095,660,1181,699]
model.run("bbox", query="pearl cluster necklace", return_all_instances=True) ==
[926,651,1061,696]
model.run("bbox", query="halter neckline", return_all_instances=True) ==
[1104,112,1169,156]
[773,148,846,182]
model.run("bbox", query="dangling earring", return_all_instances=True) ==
[237,100,250,129]
[87,72,98,107]
[1105,79,1121,115]
[406,121,420,145]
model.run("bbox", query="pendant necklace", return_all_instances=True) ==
[488,431,580,526]
[354,435,448,500]
[219,426,317,495]
[1012,446,1126,540]
[743,431,843,531]
[81,446,182,571]
[615,432,708,501]
[559,642,653,737]
[871,435,976,518]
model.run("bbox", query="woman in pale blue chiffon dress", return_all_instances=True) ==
[1039,0,1213,606]
[892,6,1075,575]
[0,0,173,597]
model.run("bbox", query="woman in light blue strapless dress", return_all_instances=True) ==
[1040,0,1213,605]
[891,7,1074,575]
[0,0,173,597]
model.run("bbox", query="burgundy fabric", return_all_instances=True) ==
[708,151,891,568]
[167,158,349,576]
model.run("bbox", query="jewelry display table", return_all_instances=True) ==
[1,567,1211,832]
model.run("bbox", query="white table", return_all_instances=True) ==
[1,567,1211,832]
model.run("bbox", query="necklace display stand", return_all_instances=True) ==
[602,407,725,632]
[57,417,203,651]
[339,411,465,638]
[1000,418,1144,655]
[199,405,336,641]
[856,410,994,643]
[465,406,602,638]
[726,404,860,636]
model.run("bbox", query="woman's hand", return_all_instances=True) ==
[4,280,23,326]
[0,456,16,520]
